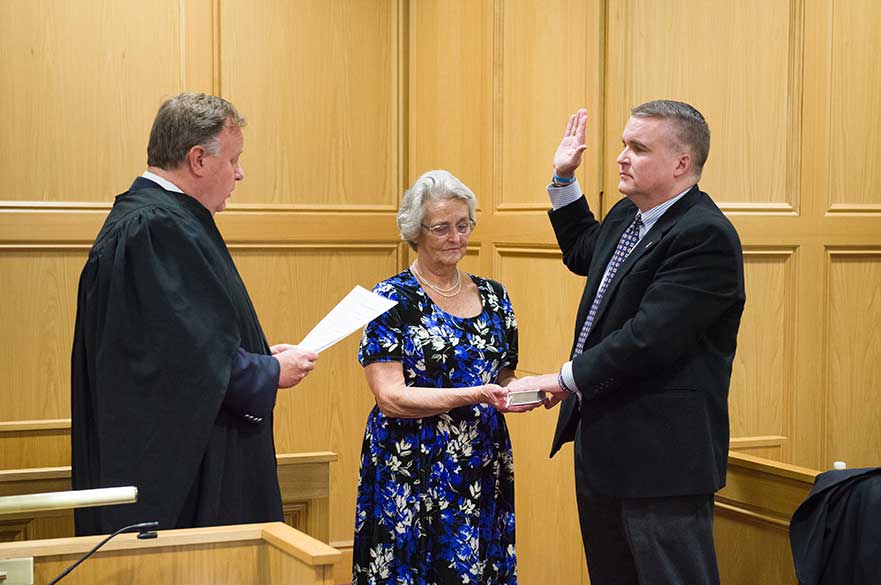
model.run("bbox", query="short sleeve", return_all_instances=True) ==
[358,281,404,366]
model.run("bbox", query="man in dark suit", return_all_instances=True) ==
[509,101,745,584]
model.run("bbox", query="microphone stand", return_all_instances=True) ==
[48,521,159,584]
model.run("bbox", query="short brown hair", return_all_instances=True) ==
[147,92,246,170]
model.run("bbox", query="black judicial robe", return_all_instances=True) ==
[71,177,283,535]
[789,466,881,585]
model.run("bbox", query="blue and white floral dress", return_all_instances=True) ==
[354,268,519,585]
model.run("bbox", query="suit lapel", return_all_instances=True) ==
[589,187,702,335]
[583,211,631,310]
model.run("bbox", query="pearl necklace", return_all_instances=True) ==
[410,263,462,297]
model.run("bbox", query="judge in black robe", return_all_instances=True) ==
[71,93,317,535]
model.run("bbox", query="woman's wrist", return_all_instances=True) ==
[466,386,487,405]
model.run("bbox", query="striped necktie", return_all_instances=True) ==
[573,213,643,355]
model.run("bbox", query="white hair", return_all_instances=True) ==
[397,170,477,250]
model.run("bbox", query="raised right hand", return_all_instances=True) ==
[552,108,588,178]
[273,345,319,388]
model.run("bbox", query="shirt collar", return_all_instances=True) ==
[142,170,184,194]
[638,186,692,233]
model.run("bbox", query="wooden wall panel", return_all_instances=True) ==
[221,0,398,208]
[715,512,797,585]
[728,250,795,449]
[605,0,801,211]
[408,0,493,199]
[825,251,881,468]
[0,0,211,202]
[0,250,85,421]
[231,245,400,544]
[0,421,69,470]
[494,249,583,376]
[828,0,881,210]
[498,0,591,210]
[496,250,587,584]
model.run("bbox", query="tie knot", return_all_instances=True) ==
[632,213,643,230]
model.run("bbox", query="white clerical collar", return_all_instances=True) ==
[142,170,184,194]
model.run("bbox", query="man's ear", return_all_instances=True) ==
[673,151,692,179]
[187,145,208,176]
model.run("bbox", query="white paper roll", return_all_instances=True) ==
[0,486,137,515]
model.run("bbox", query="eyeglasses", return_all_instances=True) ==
[421,220,476,238]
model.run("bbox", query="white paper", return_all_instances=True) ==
[298,285,397,353]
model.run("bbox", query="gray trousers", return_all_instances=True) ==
[574,442,721,585]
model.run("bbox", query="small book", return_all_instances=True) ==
[505,390,546,408]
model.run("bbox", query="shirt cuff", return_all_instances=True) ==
[547,180,583,210]
[561,361,582,402]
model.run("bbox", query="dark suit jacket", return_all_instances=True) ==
[549,186,745,498]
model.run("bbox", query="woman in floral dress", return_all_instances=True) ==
[354,170,534,585]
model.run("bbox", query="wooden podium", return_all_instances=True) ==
[0,522,340,584]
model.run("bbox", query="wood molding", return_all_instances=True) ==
[826,203,881,215]
[730,435,788,450]
[718,202,798,215]
[0,521,339,564]
[716,452,818,527]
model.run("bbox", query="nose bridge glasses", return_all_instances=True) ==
[421,220,476,238]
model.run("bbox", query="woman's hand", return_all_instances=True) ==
[476,384,543,413]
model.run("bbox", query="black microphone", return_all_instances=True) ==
[48,521,160,584]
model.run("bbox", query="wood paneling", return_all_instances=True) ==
[232,245,400,543]
[408,0,493,199]
[0,421,70,470]
[828,0,881,211]
[496,249,588,584]
[715,511,797,585]
[498,0,592,210]
[825,251,881,468]
[605,0,802,212]
[494,248,584,376]
[715,453,818,585]
[728,250,796,449]
[0,0,404,550]
[0,250,86,421]
[0,0,212,202]
[221,0,399,208]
